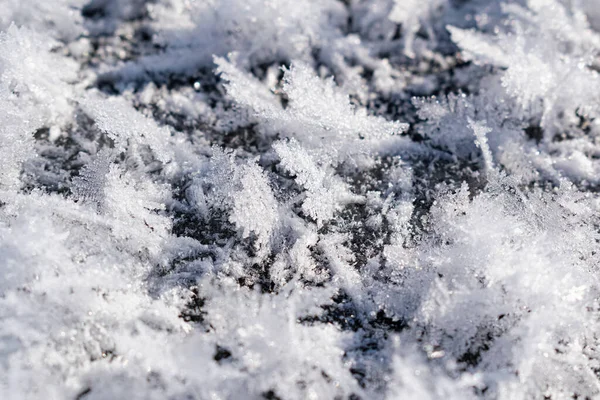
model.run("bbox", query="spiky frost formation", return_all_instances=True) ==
[2,1,600,399]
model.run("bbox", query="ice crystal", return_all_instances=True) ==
[2,1,600,399]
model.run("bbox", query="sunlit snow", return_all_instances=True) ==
[2,1,600,399]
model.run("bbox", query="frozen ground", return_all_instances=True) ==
[2,0,600,399]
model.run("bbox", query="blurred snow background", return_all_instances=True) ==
[2,0,600,399]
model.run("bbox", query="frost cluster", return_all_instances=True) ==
[2,1,600,399]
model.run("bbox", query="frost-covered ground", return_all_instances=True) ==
[3,0,600,399]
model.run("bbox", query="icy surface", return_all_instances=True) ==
[2,0,600,399]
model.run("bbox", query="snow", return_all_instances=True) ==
[2,0,600,399]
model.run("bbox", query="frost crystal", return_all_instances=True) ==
[3,1,600,399]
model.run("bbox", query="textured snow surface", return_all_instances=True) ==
[2,0,600,399]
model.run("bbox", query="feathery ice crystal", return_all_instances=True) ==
[2,1,600,399]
